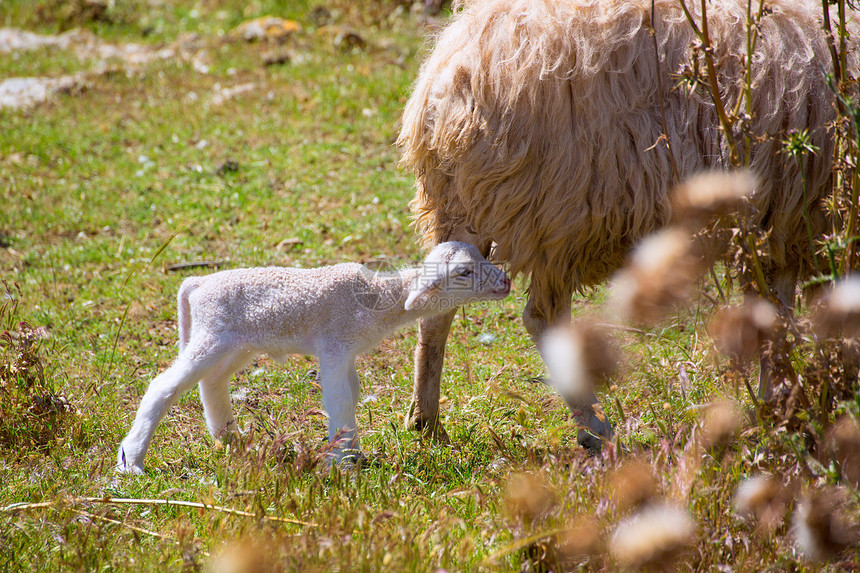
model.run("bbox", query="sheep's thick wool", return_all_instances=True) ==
[399,0,857,315]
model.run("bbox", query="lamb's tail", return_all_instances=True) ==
[177,278,201,353]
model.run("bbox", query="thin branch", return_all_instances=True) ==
[70,508,173,542]
[164,260,227,273]
[821,0,844,86]
[838,0,848,85]
[678,0,741,167]
[677,0,702,37]
[481,527,569,566]
[699,0,740,167]
[738,0,769,166]
[847,170,860,272]
[650,0,681,184]
[745,233,772,298]
[708,263,727,304]
[1,496,317,527]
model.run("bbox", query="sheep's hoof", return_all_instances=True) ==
[564,398,614,454]
[405,400,450,444]
[576,430,604,456]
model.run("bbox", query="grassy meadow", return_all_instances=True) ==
[1,1,859,571]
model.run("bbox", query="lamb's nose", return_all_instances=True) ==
[500,276,511,289]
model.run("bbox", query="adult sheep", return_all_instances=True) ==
[397,0,857,445]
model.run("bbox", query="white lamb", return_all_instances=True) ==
[117,241,510,473]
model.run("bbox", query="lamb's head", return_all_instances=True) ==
[405,241,510,312]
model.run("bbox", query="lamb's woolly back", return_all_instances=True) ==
[182,263,414,362]
[179,241,508,357]
[399,0,857,314]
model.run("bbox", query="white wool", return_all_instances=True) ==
[117,242,509,473]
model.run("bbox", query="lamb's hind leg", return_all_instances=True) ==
[407,228,491,441]
[117,346,225,473]
[198,349,254,441]
[523,283,614,454]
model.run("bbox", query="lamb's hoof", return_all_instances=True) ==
[341,449,367,468]
[115,463,145,475]
[405,399,451,443]
[217,420,242,442]
[326,449,367,470]
[116,446,145,475]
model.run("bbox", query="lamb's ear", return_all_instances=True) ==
[405,277,442,311]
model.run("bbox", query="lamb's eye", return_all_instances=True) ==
[459,268,474,277]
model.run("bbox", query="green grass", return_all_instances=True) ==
[1,1,859,571]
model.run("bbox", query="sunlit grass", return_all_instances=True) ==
[1,1,859,571]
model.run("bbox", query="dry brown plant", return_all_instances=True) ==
[543,320,619,404]
[609,460,660,513]
[609,228,704,325]
[709,299,777,364]
[826,416,860,487]
[503,472,557,527]
[792,486,859,561]
[609,502,697,570]
[733,474,791,536]
[671,169,757,229]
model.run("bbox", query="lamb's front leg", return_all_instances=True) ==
[318,352,363,465]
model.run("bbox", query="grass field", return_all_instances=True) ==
[1,1,859,571]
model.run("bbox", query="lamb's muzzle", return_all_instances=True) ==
[116,241,509,474]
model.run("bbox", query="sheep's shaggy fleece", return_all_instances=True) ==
[399,0,857,313]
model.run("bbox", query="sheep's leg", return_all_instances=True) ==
[523,286,614,454]
[759,269,798,401]
[319,353,362,464]
[117,348,224,474]
[198,349,253,440]
[407,229,491,442]
[407,309,457,442]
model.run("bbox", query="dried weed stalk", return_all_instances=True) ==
[733,474,792,536]
[792,486,859,562]
[0,282,72,451]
